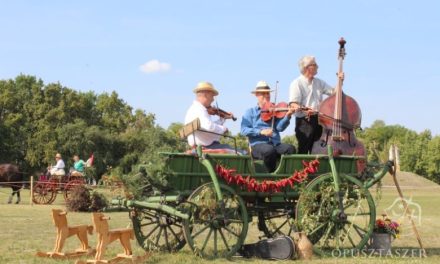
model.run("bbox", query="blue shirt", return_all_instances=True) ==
[241,105,291,146]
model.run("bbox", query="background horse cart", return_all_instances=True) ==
[32,173,86,204]
[110,121,394,258]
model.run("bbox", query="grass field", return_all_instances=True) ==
[1,171,439,264]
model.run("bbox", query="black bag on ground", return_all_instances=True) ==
[237,235,295,260]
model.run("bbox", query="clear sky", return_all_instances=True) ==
[1,1,439,136]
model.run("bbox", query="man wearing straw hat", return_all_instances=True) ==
[48,153,66,177]
[241,81,295,172]
[184,81,233,150]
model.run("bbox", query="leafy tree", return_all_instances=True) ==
[424,136,440,183]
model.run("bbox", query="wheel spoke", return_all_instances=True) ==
[142,211,158,218]
[308,222,328,236]
[172,223,182,228]
[191,224,210,240]
[140,220,158,227]
[213,228,218,257]
[343,227,357,247]
[168,225,182,243]
[343,201,356,210]
[143,224,160,241]
[264,213,288,220]
[350,222,368,234]
[335,225,340,248]
[155,226,163,246]
[319,220,334,245]
[200,227,213,253]
[222,225,240,238]
[164,226,171,251]
[218,228,230,251]
[271,219,289,236]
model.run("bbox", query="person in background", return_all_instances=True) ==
[289,55,343,154]
[49,153,65,178]
[241,81,295,172]
[71,154,85,177]
[184,81,234,150]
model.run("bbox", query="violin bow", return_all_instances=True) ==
[271,81,279,131]
[215,101,220,117]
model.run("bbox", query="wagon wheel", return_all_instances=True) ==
[32,182,56,204]
[257,205,296,238]
[296,173,375,255]
[130,207,186,253]
[63,179,85,201]
[183,183,248,259]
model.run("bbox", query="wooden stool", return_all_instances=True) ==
[36,209,94,259]
[76,212,148,264]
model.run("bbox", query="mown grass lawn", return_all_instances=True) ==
[1,174,439,264]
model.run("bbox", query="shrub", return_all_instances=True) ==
[65,185,108,212]
[90,191,108,211]
[66,185,91,212]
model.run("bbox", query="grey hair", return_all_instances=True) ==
[298,55,316,74]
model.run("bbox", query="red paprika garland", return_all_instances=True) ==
[215,159,320,193]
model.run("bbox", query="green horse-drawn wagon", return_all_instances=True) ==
[112,142,393,259]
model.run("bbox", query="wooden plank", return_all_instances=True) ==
[178,118,201,139]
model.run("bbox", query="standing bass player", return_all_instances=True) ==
[288,55,344,154]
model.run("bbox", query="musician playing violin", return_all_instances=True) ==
[289,56,344,154]
[184,81,235,150]
[241,81,295,172]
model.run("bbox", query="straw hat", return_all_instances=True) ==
[55,153,62,159]
[193,81,219,96]
[251,80,273,94]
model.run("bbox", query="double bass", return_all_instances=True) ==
[311,38,366,170]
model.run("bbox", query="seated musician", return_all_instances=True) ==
[184,81,234,151]
[70,154,85,177]
[289,55,343,154]
[48,153,66,178]
[241,81,295,172]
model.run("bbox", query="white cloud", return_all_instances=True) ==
[139,59,171,74]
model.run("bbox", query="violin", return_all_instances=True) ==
[207,106,237,121]
[260,101,290,122]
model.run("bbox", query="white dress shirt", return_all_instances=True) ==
[184,100,227,147]
[50,159,65,175]
[289,75,334,117]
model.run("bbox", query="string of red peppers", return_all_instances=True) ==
[215,159,320,193]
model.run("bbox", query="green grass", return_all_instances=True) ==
[1,171,440,264]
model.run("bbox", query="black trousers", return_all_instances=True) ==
[251,143,295,172]
[295,115,322,154]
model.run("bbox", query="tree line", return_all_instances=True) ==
[0,75,439,184]
[0,75,186,179]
